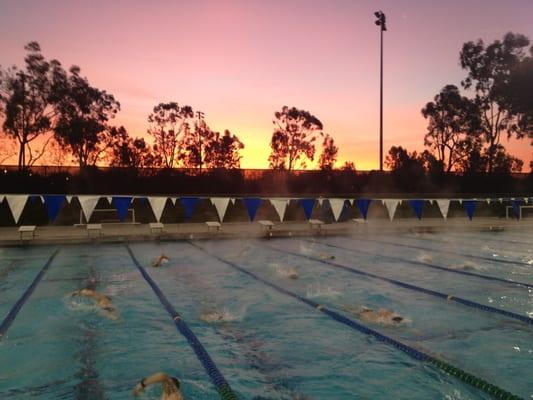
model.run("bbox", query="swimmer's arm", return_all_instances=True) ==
[133,373,171,394]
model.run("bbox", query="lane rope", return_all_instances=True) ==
[353,236,529,267]
[189,241,523,400]
[266,244,533,325]
[125,245,239,400]
[303,238,533,289]
[0,248,61,339]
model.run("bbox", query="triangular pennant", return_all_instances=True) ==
[171,197,178,205]
[29,195,41,204]
[78,196,100,222]
[180,197,200,219]
[243,198,262,221]
[486,198,490,204]
[524,197,529,204]
[112,197,132,222]
[107,197,113,205]
[463,200,476,221]
[5,195,28,224]
[211,198,230,222]
[0,195,4,203]
[329,199,346,221]
[270,198,288,222]
[299,198,315,220]
[43,195,65,222]
[511,199,523,220]
[409,199,424,220]
[318,198,325,206]
[66,195,73,204]
[356,199,372,220]
[230,198,235,205]
[148,197,168,222]
[435,199,450,219]
[383,199,399,221]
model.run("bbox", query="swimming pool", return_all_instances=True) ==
[0,230,531,399]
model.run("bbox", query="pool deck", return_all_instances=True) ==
[1,218,532,246]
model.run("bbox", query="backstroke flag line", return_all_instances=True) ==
[383,199,399,221]
[5,195,28,224]
[329,199,346,221]
[269,198,288,222]
[435,199,450,219]
[148,197,168,222]
[78,196,100,222]
[211,198,230,222]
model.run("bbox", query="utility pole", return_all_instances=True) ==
[374,11,386,171]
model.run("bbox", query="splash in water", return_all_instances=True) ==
[270,263,299,279]
[306,283,341,299]
[416,253,433,263]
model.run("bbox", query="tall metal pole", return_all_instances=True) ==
[379,26,383,171]
[374,11,386,171]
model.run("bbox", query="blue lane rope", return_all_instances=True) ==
[266,245,533,325]
[0,248,61,339]
[125,246,238,400]
[355,236,529,267]
[188,241,523,400]
[303,239,533,289]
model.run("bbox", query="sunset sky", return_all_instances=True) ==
[1,0,532,170]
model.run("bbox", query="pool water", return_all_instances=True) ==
[0,230,531,399]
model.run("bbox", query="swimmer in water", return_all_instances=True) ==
[152,254,170,268]
[344,306,404,326]
[70,288,119,320]
[133,372,183,400]
[319,253,335,260]
[200,309,230,323]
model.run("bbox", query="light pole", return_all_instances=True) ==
[374,10,386,171]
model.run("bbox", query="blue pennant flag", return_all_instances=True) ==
[356,199,372,220]
[112,196,132,222]
[180,197,200,219]
[511,199,523,220]
[299,198,315,220]
[137,197,147,205]
[243,198,262,221]
[463,200,476,221]
[43,195,65,222]
[409,199,424,220]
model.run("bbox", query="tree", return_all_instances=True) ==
[108,126,161,168]
[318,134,338,171]
[268,106,323,170]
[147,102,194,168]
[421,85,481,172]
[53,65,120,167]
[205,129,245,169]
[181,113,214,170]
[0,42,60,170]
[460,32,530,172]
[340,161,356,171]
[0,136,17,164]
[385,146,425,175]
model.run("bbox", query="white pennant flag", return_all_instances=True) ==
[6,195,28,224]
[211,198,230,221]
[524,197,529,204]
[0,194,4,203]
[230,198,235,205]
[270,198,289,222]
[66,195,73,204]
[107,197,113,205]
[318,198,325,206]
[148,197,168,222]
[171,197,178,205]
[435,199,450,219]
[383,199,399,221]
[78,196,100,222]
[329,199,346,221]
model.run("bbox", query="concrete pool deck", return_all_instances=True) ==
[1,217,532,246]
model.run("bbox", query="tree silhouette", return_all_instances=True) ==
[205,129,244,169]
[318,134,338,171]
[268,106,323,170]
[108,126,161,168]
[460,32,530,172]
[341,161,356,171]
[53,65,120,167]
[0,42,59,170]
[181,114,213,170]
[385,146,425,174]
[422,85,481,172]
[147,102,194,168]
